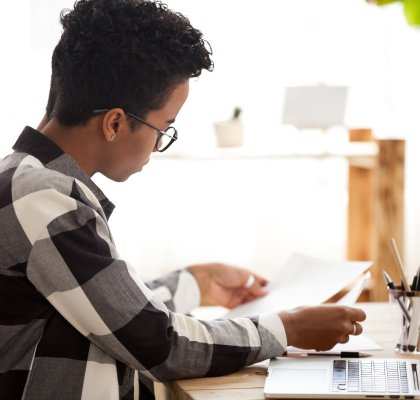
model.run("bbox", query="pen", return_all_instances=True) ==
[414,266,420,291]
[389,238,413,306]
[412,276,418,291]
[401,279,409,351]
[282,352,371,359]
[409,266,420,352]
[407,296,420,351]
[414,266,420,352]
[382,270,411,323]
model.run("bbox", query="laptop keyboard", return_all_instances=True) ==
[332,360,409,393]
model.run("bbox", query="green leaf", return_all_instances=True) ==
[233,107,242,119]
[403,0,420,25]
[376,0,401,5]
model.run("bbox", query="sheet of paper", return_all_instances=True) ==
[225,253,372,318]
[288,334,382,353]
[336,271,371,306]
[281,270,382,353]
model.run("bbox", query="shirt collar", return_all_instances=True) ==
[12,126,115,220]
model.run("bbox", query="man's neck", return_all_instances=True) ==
[40,118,99,178]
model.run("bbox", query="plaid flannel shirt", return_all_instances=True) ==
[0,126,287,400]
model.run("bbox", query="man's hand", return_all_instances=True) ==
[279,305,366,351]
[186,263,268,309]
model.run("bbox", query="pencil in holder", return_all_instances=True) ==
[388,285,420,354]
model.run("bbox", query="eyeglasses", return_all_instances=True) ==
[93,109,178,152]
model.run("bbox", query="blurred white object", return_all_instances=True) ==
[214,119,243,147]
[283,86,348,129]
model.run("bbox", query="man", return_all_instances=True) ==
[0,1,366,399]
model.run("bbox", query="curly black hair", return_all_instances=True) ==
[46,0,213,128]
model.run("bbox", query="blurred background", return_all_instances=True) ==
[1,0,420,293]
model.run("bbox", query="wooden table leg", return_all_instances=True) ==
[348,129,375,263]
[374,139,405,301]
[347,130,375,301]
[347,132,405,301]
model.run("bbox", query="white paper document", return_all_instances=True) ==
[286,270,382,353]
[336,271,371,306]
[330,333,382,351]
[225,253,372,319]
[288,334,382,353]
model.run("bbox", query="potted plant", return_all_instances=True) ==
[214,107,243,147]
[366,0,420,26]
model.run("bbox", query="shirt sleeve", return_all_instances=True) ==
[26,184,287,382]
[145,270,201,314]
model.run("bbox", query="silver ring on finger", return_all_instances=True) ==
[244,275,255,288]
[351,323,357,335]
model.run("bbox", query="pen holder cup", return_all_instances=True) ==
[388,286,420,354]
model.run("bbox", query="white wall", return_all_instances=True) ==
[1,0,420,280]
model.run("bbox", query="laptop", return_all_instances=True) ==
[264,357,420,399]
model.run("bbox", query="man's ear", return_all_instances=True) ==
[101,108,127,142]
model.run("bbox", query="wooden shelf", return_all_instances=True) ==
[151,142,378,161]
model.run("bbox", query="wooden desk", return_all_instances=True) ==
[166,303,420,400]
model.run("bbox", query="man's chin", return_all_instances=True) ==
[110,174,131,183]
[104,161,148,182]
[107,169,136,182]
[125,163,145,178]
[136,158,150,172]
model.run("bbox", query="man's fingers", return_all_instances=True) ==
[339,335,350,344]
[239,269,268,288]
[248,280,268,297]
[348,307,366,322]
[244,294,258,303]
[254,274,268,287]
[351,322,363,336]
[226,289,249,309]
[340,322,362,343]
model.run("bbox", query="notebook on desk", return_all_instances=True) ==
[264,357,420,399]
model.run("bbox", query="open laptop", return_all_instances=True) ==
[264,357,420,399]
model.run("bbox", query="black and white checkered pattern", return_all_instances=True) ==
[0,127,287,400]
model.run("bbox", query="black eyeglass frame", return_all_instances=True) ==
[93,109,178,152]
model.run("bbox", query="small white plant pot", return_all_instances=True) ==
[214,119,243,147]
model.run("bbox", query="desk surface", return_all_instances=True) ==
[170,302,420,400]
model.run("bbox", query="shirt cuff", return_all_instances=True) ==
[172,269,201,314]
[259,313,288,350]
